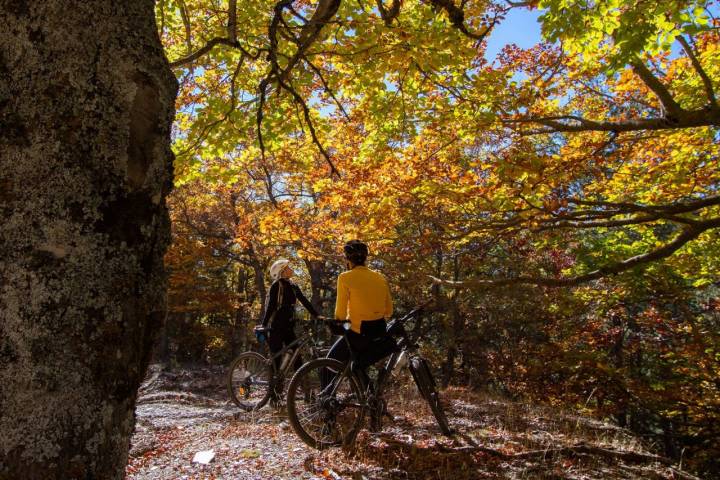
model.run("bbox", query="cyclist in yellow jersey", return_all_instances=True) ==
[327,240,397,375]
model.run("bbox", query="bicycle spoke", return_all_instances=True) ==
[228,352,272,410]
[287,359,365,449]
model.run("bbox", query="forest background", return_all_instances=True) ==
[155,0,720,475]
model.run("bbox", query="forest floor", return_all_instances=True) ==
[126,364,700,480]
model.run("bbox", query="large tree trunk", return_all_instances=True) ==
[303,258,328,314]
[0,2,176,479]
[251,256,267,314]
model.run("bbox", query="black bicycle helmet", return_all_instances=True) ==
[344,239,368,265]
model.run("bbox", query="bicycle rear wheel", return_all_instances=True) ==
[408,356,453,435]
[286,358,365,450]
[227,351,272,411]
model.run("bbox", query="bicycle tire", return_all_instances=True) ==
[426,391,452,435]
[409,356,453,435]
[286,358,366,450]
[227,351,272,411]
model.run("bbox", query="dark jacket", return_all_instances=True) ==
[261,278,318,329]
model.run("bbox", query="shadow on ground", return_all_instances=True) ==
[127,365,700,480]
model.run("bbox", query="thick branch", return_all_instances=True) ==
[507,107,720,134]
[169,37,253,68]
[228,0,237,40]
[631,60,681,116]
[465,195,720,234]
[431,217,720,288]
[278,0,342,82]
[428,0,495,41]
[376,0,402,25]
[568,195,720,215]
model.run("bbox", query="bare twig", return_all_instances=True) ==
[302,55,351,120]
[277,77,340,176]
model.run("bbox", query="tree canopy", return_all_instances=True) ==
[155,0,720,474]
[160,0,719,284]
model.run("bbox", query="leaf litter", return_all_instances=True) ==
[127,365,699,479]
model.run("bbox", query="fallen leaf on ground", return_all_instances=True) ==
[240,449,261,459]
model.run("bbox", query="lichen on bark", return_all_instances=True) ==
[0,1,177,479]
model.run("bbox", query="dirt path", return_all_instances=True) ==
[126,365,700,480]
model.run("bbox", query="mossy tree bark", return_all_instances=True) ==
[0,1,177,479]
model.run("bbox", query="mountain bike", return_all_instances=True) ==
[227,326,327,411]
[285,306,452,449]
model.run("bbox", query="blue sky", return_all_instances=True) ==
[483,8,544,62]
[481,5,720,61]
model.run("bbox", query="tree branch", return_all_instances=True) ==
[631,60,681,117]
[376,0,402,26]
[302,55,351,120]
[508,53,720,134]
[506,107,720,134]
[677,35,718,109]
[428,0,496,42]
[170,37,255,68]
[430,217,720,288]
[178,0,193,57]
[277,76,340,176]
[174,56,250,157]
[228,0,238,40]
[257,0,342,176]
[568,195,720,215]
[168,0,261,69]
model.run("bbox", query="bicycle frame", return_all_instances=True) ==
[319,361,367,412]
[324,309,421,409]
[286,306,451,448]
[267,334,309,373]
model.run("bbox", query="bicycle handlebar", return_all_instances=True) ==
[316,299,432,337]
[396,299,433,323]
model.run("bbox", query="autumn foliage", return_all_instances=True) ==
[156,0,720,474]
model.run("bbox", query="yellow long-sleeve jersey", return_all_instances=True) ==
[334,266,393,334]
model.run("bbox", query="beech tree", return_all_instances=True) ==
[1,0,718,477]
[0,1,176,478]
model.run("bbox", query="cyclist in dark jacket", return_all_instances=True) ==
[262,259,318,374]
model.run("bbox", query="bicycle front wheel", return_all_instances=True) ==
[286,358,366,450]
[409,356,453,436]
[227,351,272,411]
